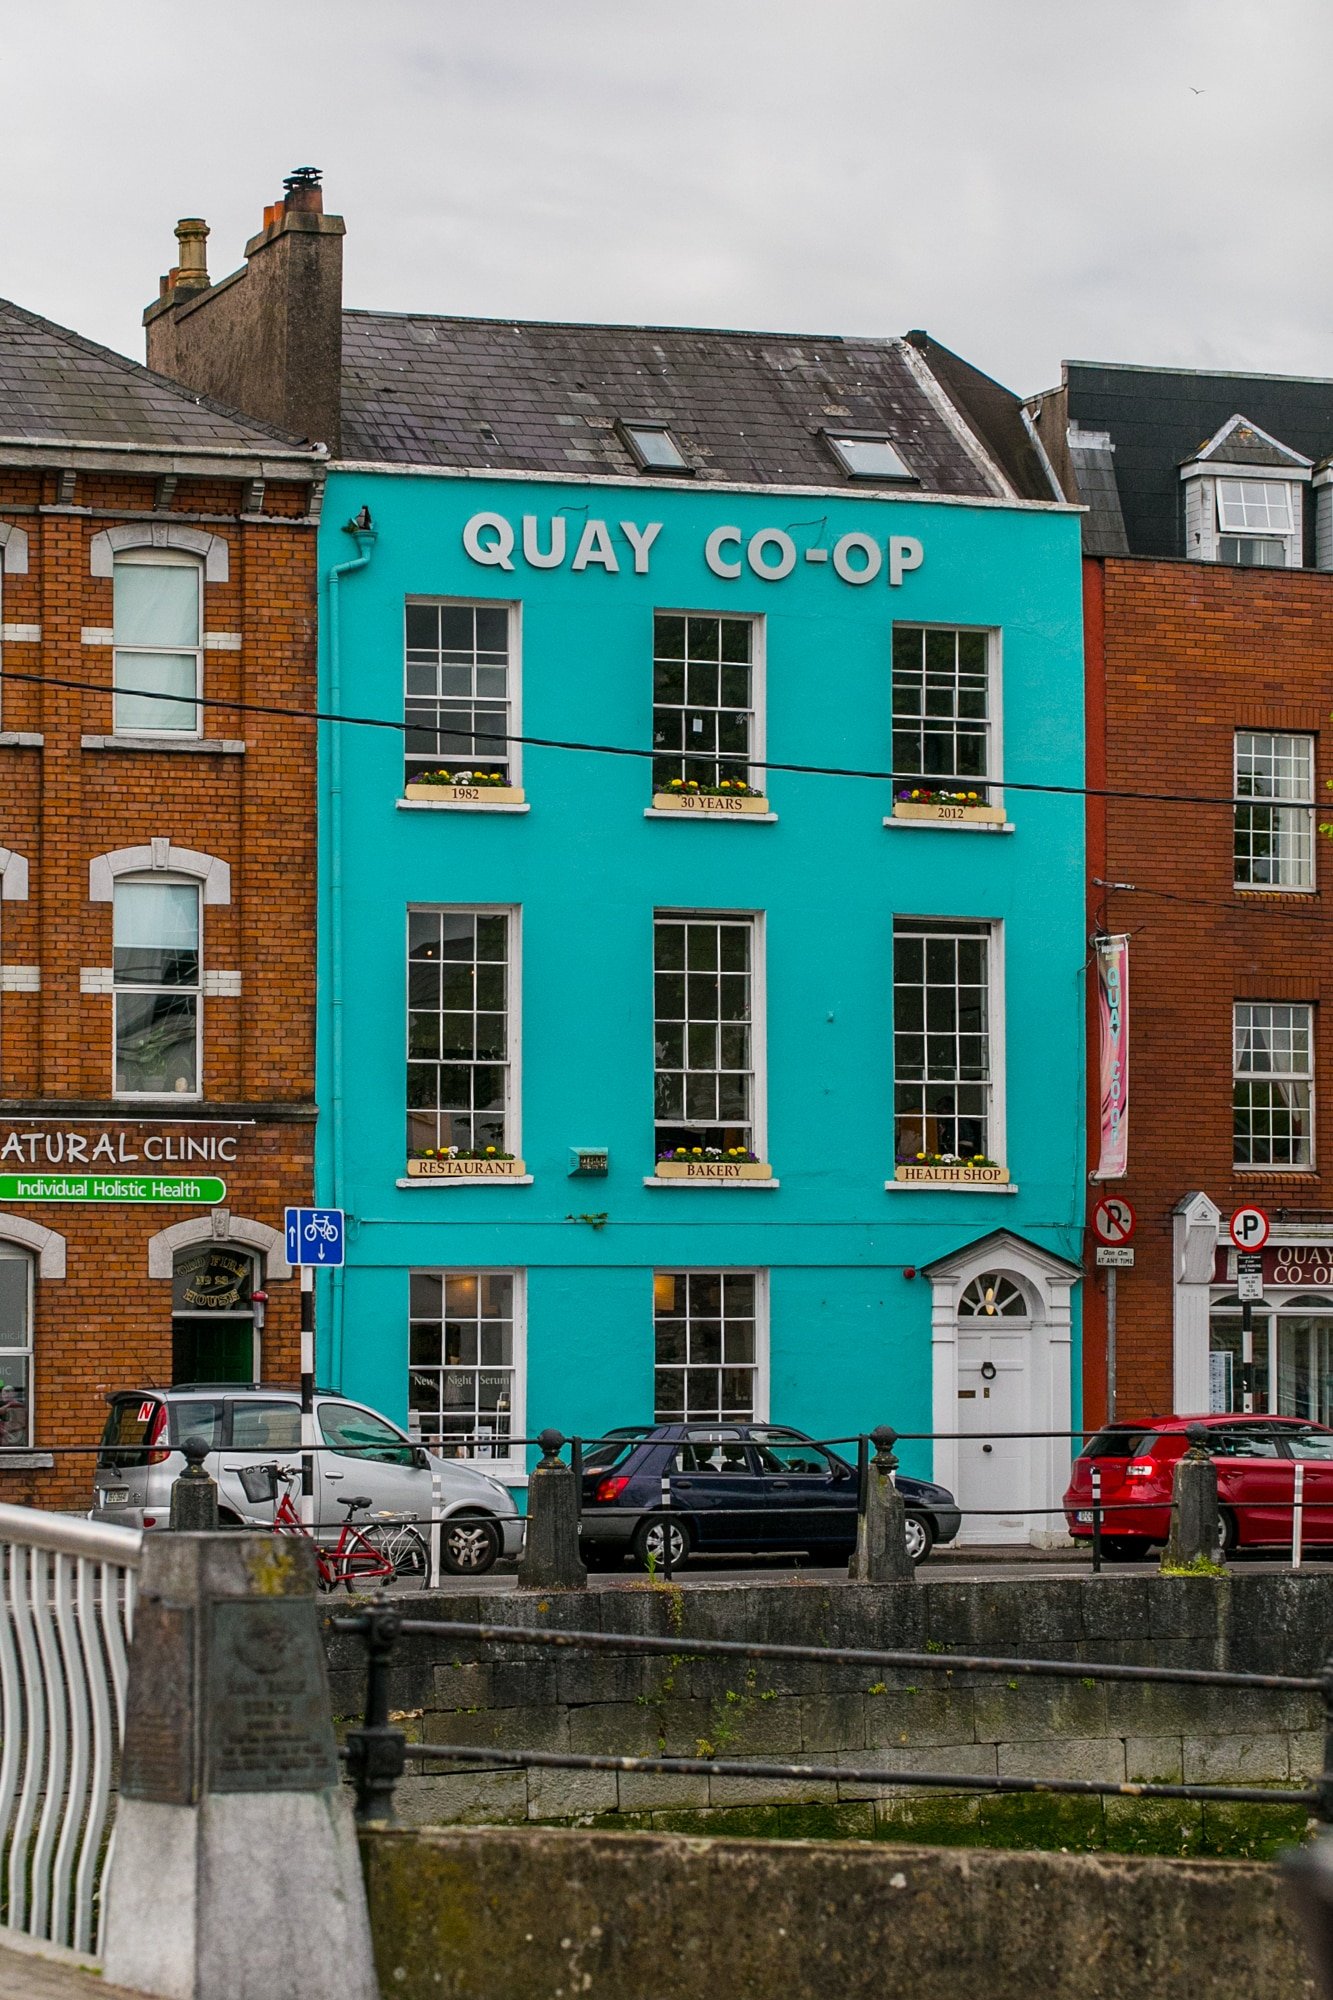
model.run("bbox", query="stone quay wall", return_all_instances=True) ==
[323,1571,1333,1856]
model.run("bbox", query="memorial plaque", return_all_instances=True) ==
[205,1598,339,1793]
[120,1598,197,1804]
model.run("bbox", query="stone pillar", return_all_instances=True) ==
[168,1433,219,1531]
[849,1427,916,1583]
[1161,1424,1222,1571]
[517,1429,587,1591]
[101,1533,378,2000]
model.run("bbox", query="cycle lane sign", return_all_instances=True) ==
[284,1206,345,1267]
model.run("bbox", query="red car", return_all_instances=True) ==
[1063,1413,1333,1559]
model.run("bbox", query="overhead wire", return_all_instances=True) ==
[3,663,1331,815]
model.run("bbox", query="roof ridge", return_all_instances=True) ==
[342,304,902,348]
[0,293,315,452]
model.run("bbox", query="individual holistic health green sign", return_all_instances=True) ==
[0,1174,227,1204]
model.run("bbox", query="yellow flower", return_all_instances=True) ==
[916,1152,926,1161]
[691,1147,703,1156]
[484,1146,496,1155]
[670,777,683,788]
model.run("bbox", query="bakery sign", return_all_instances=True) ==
[0,1122,239,1204]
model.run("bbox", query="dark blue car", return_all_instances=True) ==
[578,1423,960,1569]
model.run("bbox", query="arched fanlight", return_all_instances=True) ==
[959,1272,1028,1318]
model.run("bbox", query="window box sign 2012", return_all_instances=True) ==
[0,1174,226,1204]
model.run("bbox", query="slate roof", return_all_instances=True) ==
[0,295,312,456]
[1188,414,1312,470]
[1065,429,1129,557]
[340,310,1047,501]
[1052,362,1333,557]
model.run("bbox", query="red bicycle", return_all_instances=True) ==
[239,1461,401,1592]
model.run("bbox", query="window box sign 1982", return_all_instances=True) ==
[404,781,525,806]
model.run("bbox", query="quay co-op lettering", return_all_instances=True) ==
[462,513,925,588]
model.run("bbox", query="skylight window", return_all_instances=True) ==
[621,423,689,473]
[825,431,914,481]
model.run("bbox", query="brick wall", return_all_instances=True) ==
[1085,553,1333,1421]
[0,464,317,1504]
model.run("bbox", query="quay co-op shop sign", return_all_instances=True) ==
[462,512,926,588]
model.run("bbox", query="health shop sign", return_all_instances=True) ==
[1093,935,1129,1181]
[0,1121,242,1202]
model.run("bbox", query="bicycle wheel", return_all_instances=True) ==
[336,1526,397,1592]
[363,1520,430,1585]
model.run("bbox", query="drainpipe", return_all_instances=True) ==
[325,511,377,1388]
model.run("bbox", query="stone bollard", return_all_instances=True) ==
[101,1532,378,2000]
[849,1426,916,1583]
[517,1428,588,1590]
[1161,1423,1222,1571]
[169,1432,219,1531]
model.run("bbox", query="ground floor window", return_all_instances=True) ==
[409,1269,520,1462]
[1210,1294,1333,1422]
[171,1244,257,1385]
[0,1245,32,1445]
[653,1269,763,1423]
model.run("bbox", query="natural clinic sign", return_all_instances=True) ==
[461,511,925,589]
[0,1174,226,1204]
[0,1123,240,1169]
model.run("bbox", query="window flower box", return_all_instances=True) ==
[892,786,1004,825]
[655,1147,772,1182]
[652,778,770,815]
[408,1150,526,1180]
[404,769,525,806]
[894,1155,1010,1186]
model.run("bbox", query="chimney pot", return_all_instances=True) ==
[282,166,324,214]
[173,217,210,292]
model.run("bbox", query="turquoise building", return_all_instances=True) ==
[315,315,1086,1543]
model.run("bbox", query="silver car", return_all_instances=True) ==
[91,1384,523,1575]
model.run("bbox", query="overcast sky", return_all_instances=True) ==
[3,1,1330,396]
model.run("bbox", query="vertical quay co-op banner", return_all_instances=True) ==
[1095,936,1130,1181]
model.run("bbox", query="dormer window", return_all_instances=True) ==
[1216,480,1295,566]
[1180,415,1311,568]
[824,432,914,481]
[621,423,689,473]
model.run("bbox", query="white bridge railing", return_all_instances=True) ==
[0,1503,142,1957]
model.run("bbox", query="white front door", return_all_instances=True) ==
[956,1323,1029,1543]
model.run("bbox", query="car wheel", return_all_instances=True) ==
[1217,1506,1238,1559]
[441,1514,501,1576]
[1098,1536,1146,1562]
[631,1515,689,1573]
[905,1513,935,1565]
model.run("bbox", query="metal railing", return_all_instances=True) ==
[0,1504,141,1957]
[334,1607,1333,1829]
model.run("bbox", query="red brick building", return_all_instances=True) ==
[1033,363,1333,1430]
[0,293,322,1504]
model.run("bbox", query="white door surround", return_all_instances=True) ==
[922,1229,1080,1547]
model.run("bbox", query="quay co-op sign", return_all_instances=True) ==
[0,1123,236,1204]
[462,512,926,589]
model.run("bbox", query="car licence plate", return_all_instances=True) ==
[1075,1510,1092,1523]
[98,1487,130,1507]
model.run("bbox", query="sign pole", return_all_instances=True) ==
[1241,1299,1254,1414]
[300,1267,316,1530]
[1106,1267,1117,1425]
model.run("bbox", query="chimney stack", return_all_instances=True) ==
[144,169,344,453]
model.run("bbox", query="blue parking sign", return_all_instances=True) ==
[284,1207,345,1267]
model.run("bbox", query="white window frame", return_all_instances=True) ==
[111,873,203,1102]
[891,623,1003,804]
[112,549,204,739]
[652,909,767,1160]
[406,904,521,1158]
[403,598,521,789]
[824,431,914,481]
[1233,731,1316,893]
[652,1266,770,1426]
[1217,480,1296,536]
[0,1243,33,1449]
[1233,1001,1315,1171]
[651,609,766,794]
[407,1265,526,1479]
[892,917,1006,1166]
